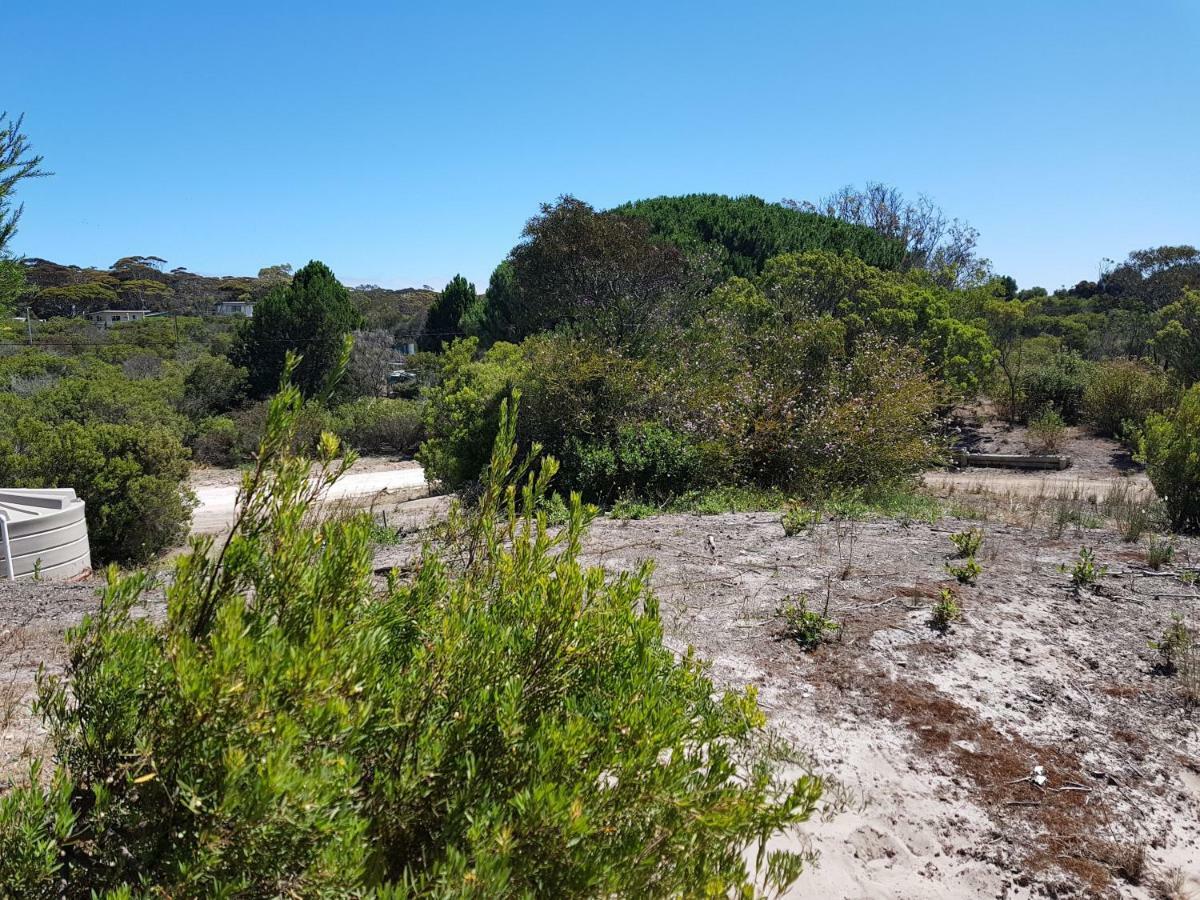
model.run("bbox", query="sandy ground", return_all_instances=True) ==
[189,456,427,535]
[574,512,1200,898]
[5,434,1200,896]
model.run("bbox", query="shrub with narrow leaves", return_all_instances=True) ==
[0,365,822,897]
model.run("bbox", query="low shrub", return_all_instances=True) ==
[1139,385,1200,533]
[1082,359,1175,438]
[567,422,703,504]
[1068,546,1106,588]
[331,397,423,454]
[779,594,840,650]
[1019,350,1090,423]
[948,528,983,558]
[782,503,820,536]
[945,556,981,584]
[190,415,240,467]
[0,419,193,564]
[417,337,526,490]
[0,379,822,896]
[1026,406,1066,452]
[930,587,962,633]
[1147,535,1175,570]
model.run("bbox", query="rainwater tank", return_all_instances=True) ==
[0,489,91,581]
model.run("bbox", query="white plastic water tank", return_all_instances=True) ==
[0,489,92,581]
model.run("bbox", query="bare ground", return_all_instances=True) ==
[4,450,1199,896]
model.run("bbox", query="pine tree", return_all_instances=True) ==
[234,260,363,397]
[419,274,475,351]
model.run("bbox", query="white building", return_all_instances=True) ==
[215,300,255,317]
[86,309,148,328]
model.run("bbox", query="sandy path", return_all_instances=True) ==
[189,460,427,535]
[923,468,1154,501]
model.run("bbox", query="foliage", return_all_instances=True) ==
[189,415,239,467]
[1068,546,1106,588]
[781,503,821,536]
[419,274,475,351]
[417,337,527,490]
[233,260,363,397]
[949,528,983,558]
[0,419,193,564]
[331,397,423,454]
[1082,358,1176,437]
[1147,536,1175,570]
[1153,288,1200,385]
[945,555,981,585]
[1027,406,1067,452]
[930,587,962,633]
[779,594,840,650]
[1018,348,1091,422]
[614,193,904,278]
[1149,615,1194,675]
[1139,384,1200,532]
[566,422,703,505]
[0,382,822,896]
[787,182,988,287]
[181,354,248,419]
[483,196,692,347]
[340,328,395,399]
[0,112,49,253]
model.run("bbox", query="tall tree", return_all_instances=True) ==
[490,196,690,348]
[786,182,988,288]
[0,112,49,254]
[419,274,476,351]
[233,260,363,397]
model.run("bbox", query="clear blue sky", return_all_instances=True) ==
[7,0,1199,292]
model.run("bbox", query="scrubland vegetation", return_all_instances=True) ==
[3,113,1200,895]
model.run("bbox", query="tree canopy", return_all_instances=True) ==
[612,193,905,278]
[233,260,363,397]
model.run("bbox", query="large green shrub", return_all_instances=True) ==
[331,397,423,454]
[567,422,704,503]
[417,337,527,490]
[1018,349,1091,423]
[1083,358,1176,438]
[1140,384,1200,532]
[0,419,193,564]
[0,382,821,896]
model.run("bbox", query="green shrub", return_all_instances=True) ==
[945,556,981,584]
[567,422,703,504]
[779,595,840,650]
[782,503,820,536]
[930,587,962,633]
[1139,385,1200,533]
[417,337,527,490]
[949,528,983,558]
[332,397,423,454]
[1083,359,1175,438]
[0,419,193,564]
[181,354,249,419]
[1019,350,1090,423]
[0,378,822,896]
[190,415,240,467]
[1068,546,1106,587]
[1027,406,1067,452]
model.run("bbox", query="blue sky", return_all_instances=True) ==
[7,0,1199,291]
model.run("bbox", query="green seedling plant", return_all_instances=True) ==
[1150,615,1193,673]
[1147,535,1175,570]
[930,588,962,633]
[781,503,820,536]
[945,556,981,585]
[779,594,840,650]
[1065,546,1107,588]
[948,528,983,558]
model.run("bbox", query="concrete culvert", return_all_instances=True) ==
[0,489,92,582]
